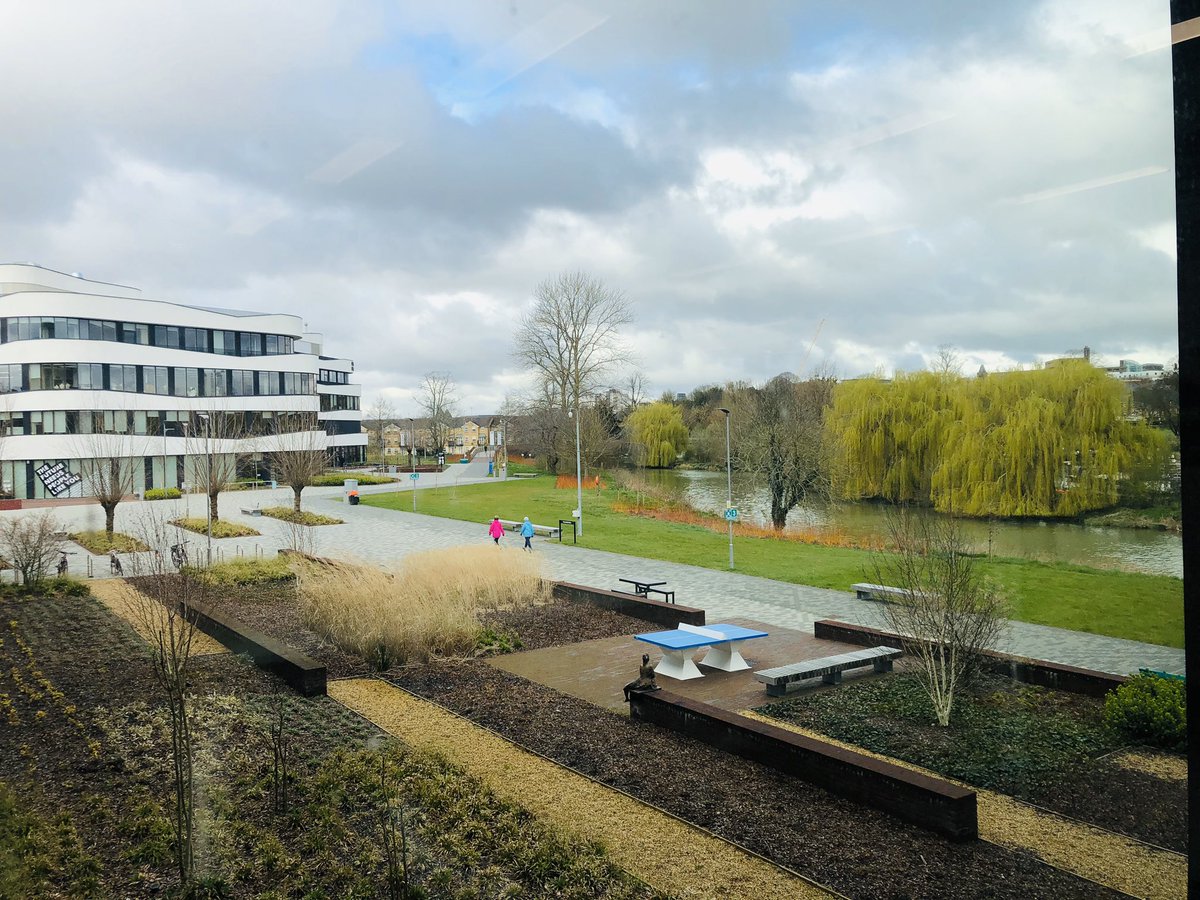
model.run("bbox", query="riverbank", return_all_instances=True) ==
[1084,506,1181,532]
[362,477,1183,649]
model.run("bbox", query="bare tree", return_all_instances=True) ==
[731,372,835,530]
[186,411,248,523]
[366,396,396,464]
[513,271,634,414]
[619,371,648,414]
[267,414,329,513]
[874,510,1009,727]
[0,511,65,584]
[75,424,147,536]
[931,344,963,377]
[124,515,206,887]
[419,372,457,455]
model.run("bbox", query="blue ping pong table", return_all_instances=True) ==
[635,623,769,680]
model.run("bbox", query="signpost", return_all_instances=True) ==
[724,508,739,521]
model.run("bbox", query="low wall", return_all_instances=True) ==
[814,620,1129,697]
[552,582,705,627]
[185,599,326,697]
[630,690,977,840]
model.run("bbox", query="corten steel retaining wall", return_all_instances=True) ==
[183,599,326,696]
[552,582,705,627]
[814,619,1130,697]
[630,690,978,841]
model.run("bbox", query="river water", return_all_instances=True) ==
[640,469,1183,578]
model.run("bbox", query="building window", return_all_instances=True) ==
[240,332,263,356]
[184,328,207,352]
[203,368,227,397]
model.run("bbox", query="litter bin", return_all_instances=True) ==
[348,491,360,506]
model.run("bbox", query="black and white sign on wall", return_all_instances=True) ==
[35,462,82,497]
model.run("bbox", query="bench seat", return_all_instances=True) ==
[240,506,263,516]
[498,519,560,538]
[852,582,909,601]
[755,646,902,696]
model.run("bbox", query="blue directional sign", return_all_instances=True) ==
[410,473,420,480]
[724,508,738,521]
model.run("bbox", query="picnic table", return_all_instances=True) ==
[618,578,675,603]
[635,622,769,680]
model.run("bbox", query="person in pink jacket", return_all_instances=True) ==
[488,516,504,545]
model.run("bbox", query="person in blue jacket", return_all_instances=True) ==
[519,516,535,551]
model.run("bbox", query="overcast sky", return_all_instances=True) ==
[0,1,1178,413]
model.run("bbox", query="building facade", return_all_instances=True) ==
[0,264,365,502]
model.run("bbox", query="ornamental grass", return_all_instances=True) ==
[297,546,547,670]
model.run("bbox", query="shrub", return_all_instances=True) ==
[69,531,152,555]
[0,511,67,584]
[259,508,344,526]
[144,488,182,501]
[1104,673,1187,751]
[170,518,261,538]
[310,473,394,486]
[298,547,548,670]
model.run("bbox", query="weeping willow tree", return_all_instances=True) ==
[827,361,1170,517]
[625,401,688,468]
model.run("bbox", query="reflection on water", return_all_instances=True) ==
[639,469,1183,578]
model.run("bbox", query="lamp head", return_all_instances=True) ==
[717,407,730,415]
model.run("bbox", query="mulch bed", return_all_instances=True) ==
[130,581,1174,899]
[385,664,1122,900]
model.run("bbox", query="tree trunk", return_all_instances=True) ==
[102,501,118,537]
[209,492,220,523]
[293,486,303,513]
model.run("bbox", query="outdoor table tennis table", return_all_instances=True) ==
[635,623,769,680]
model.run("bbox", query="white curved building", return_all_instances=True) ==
[0,264,365,502]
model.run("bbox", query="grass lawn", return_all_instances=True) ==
[362,477,1184,648]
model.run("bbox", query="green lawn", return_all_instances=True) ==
[362,477,1184,649]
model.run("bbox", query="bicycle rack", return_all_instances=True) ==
[86,557,94,579]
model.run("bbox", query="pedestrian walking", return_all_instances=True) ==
[519,516,534,551]
[488,516,504,545]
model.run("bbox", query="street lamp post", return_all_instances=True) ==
[197,413,213,567]
[409,418,417,513]
[717,407,733,570]
[568,406,583,537]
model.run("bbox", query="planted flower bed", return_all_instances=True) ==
[0,581,663,898]
[757,672,1187,852]
[68,530,151,554]
[171,517,261,538]
[259,507,344,526]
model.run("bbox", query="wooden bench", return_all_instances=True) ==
[852,582,909,602]
[240,506,263,516]
[498,519,561,538]
[755,646,903,696]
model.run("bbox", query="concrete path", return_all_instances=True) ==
[17,461,1185,677]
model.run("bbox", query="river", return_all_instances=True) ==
[640,469,1183,578]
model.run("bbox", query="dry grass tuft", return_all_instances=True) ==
[298,546,547,670]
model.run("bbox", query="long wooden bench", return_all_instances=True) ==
[754,646,902,696]
[498,518,560,538]
[852,582,909,601]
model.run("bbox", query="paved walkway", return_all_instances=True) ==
[18,458,1185,677]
